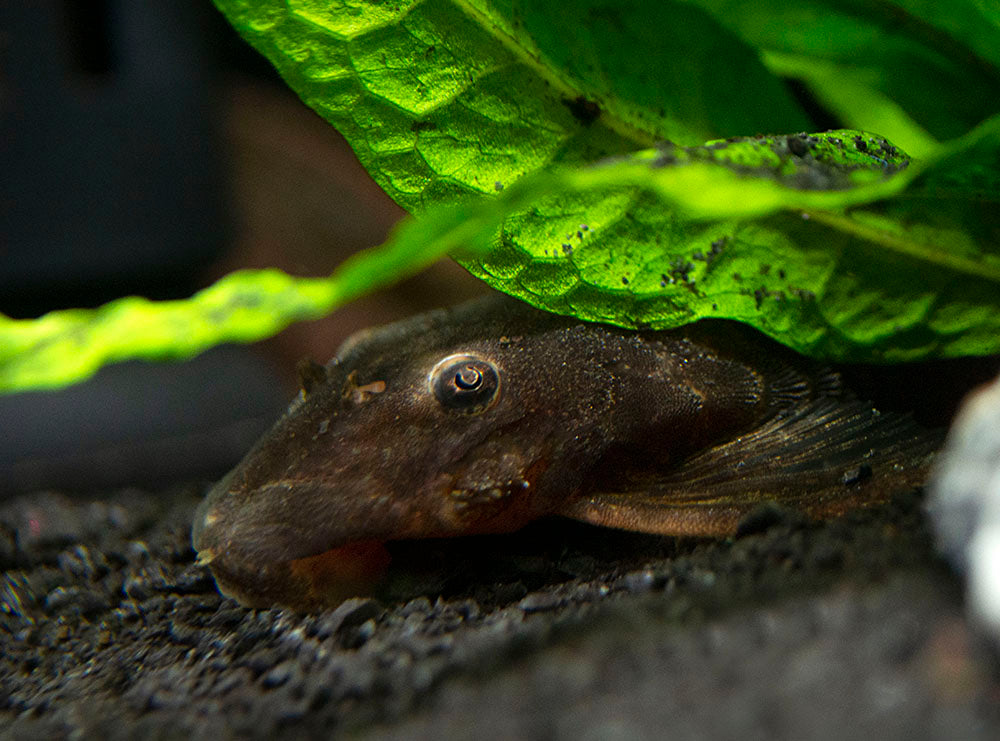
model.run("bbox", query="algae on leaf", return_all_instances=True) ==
[457,121,1000,361]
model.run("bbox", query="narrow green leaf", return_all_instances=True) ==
[889,0,1000,70]
[688,0,1000,145]
[0,199,502,391]
[761,51,939,158]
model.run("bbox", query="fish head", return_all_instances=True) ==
[192,296,617,607]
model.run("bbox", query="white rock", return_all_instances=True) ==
[927,373,1000,639]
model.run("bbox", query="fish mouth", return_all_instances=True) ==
[198,538,393,610]
[192,476,403,609]
[191,468,541,609]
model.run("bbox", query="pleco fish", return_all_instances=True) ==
[193,293,939,609]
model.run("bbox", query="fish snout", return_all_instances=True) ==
[192,478,395,609]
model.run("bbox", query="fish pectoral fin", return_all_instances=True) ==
[561,398,942,538]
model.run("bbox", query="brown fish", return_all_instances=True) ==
[193,293,938,609]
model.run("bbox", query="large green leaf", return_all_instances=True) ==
[214,0,810,212]
[219,0,1000,182]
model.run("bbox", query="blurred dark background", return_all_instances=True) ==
[0,1,483,496]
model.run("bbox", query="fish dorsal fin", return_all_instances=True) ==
[561,398,942,537]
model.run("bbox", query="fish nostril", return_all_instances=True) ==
[341,370,388,405]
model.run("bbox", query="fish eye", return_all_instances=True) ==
[429,354,500,414]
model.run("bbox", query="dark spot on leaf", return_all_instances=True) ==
[853,136,867,152]
[669,258,694,284]
[652,149,678,168]
[732,273,743,282]
[881,141,899,158]
[621,276,629,285]
[778,269,786,280]
[561,243,573,255]
[702,238,725,265]
[410,120,437,133]
[712,303,718,310]
[760,264,771,276]
[787,135,809,157]
[754,288,768,308]
[563,95,601,126]
[580,224,589,231]
[577,231,583,240]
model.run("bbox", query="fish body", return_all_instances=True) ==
[193,294,938,608]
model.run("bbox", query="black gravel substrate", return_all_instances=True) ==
[1,485,997,740]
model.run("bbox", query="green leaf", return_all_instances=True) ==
[687,0,1000,152]
[213,0,810,212]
